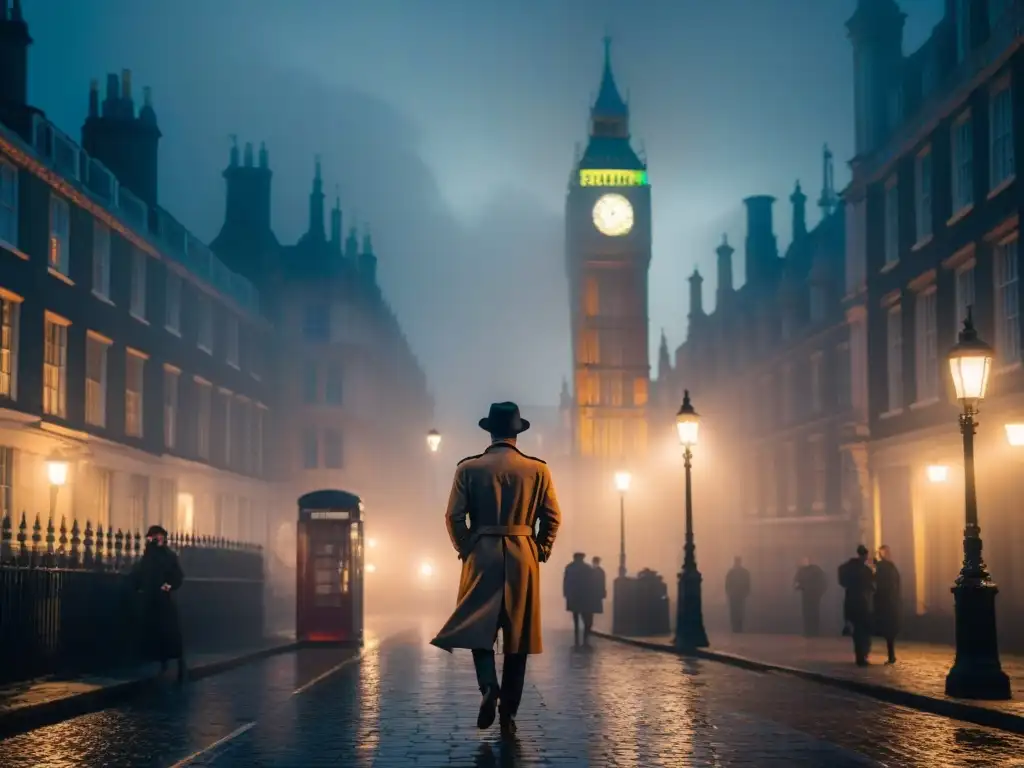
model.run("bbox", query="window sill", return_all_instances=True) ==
[165,325,181,337]
[0,240,29,261]
[47,267,73,286]
[947,204,974,227]
[227,361,240,370]
[911,235,934,252]
[250,372,262,381]
[880,259,899,274]
[988,176,1015,201]
[198,344,213,355]
[909,397,940,411]
[92,290,114,306]
[879,408,903,420]
[129,312,150,326]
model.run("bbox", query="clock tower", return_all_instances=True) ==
[566,38,651,461]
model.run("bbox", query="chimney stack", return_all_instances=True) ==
[688,268,704,318]
[716,234,734,305]
[743,195,778,286]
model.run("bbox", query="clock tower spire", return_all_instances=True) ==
[565,38,652,462]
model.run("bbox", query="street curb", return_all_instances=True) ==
[592,630,1024,736]
[0,641,300,741]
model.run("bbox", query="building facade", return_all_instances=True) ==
[0,6,433,580]
[848,0,1024,635]
[654,149,855,631]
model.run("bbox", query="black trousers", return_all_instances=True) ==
[851,621,872,663]
[572,612,593,643]
[471,600,528,717]
[801,597,821,637]
[728,599,745,633]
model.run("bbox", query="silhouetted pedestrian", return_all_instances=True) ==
[725,557,751,633]
[129,525,186,683]
[590,556,606,620]
[431,403,562,739]
[563,553,593,647]
[838,545,874,666]
[794,557,826,637]
[873,545,902,665]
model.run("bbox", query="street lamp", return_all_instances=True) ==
[427,429,442,453]
[674,390,708,651]
[944,309,1010,700]
[614,471,631,578]
[926,464,950,483]
[46,457,68,521]
[1005,423,1024,447]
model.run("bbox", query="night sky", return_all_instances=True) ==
[24,0,944,423]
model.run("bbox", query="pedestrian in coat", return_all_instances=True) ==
[431,402,562,738]
[725,557,751,633]
[794,558,827,637]
[563,553,593,647]
[873,545,902,664]
[128,525,186,682]
[590,556,607,618]
[838,544,875,666]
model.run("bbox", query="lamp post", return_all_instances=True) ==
[944,309,1011,700]
[426,429,442,454]
[614,471,631,578]
[45,457,69,521]
[674,390,708,651]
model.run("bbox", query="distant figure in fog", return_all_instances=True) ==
[563,553,593,647]
[590,556,607,621]
[431,403,562,739]
[129,525,186,683]
[873,545,902,665]
[725,557,751,633]
[794,557,827,637]
[838,545,875,666]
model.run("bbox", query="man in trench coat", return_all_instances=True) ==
[431,402,562,738]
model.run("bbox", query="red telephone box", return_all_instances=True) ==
[296,490,364,645]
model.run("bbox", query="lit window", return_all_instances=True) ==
[92,221,111,300]
[886,304,903,411]
[85,333,109,427]
[43,314,68,418]
[584,276,599,317]
[125,350,145,437]
[196,380,212,459]
[915,148,932,242]
[48,195,70,276]
[994,235,1021,367]
[884,177,899,266]
[163,367,179,450]
[0,159,17,248]
[914,289,938,402]
[130,248,146,319]
[990,81,1015,190]
[951,113,974,214]
[0,296,19,400]
[165,272,181,334]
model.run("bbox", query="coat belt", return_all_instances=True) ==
[474,525,534,536]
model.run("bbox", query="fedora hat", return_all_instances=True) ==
[478,401,530,436]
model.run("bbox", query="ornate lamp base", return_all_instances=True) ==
[945,581,1011,700]
[675,567,708,651]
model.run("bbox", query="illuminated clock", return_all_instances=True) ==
[592,194,634,237]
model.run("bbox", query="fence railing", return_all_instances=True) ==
[0,511,266,685]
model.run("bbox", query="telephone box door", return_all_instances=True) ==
[299,522,356,642]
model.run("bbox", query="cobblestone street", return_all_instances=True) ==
[4,621,1024,767]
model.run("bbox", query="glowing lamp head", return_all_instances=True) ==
[926,464,949,483]
[366,563,377,573]
[367,538,378,549]
[426,429,442,453]
[419,561,434,578]
[1006,423,1024,447]
[614,471,632,493]
[675,391,700,448]
[46,459,69,487]
[948,309,993,404]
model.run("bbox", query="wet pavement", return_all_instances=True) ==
[3,621,1024,767]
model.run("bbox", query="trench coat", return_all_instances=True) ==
[128,544,185,662]
[563,560,592,614]
[430,441,562,655]
[589,565,607,615]
[873,559,902,639]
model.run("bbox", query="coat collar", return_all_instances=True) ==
[485,439,519,455]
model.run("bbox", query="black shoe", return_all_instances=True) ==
[856,659,869,667]
[885,658,896,665]
[477,685,499,730]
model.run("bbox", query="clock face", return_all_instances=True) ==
[592,193,634,237]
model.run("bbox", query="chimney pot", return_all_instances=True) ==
[121,69,132,100]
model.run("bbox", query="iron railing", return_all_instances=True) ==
[0,511,266,685]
